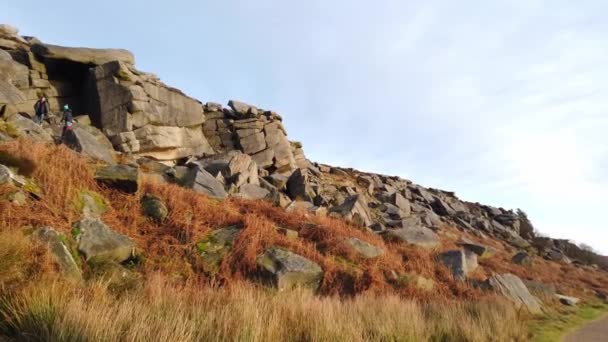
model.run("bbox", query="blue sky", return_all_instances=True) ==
[4,1,608,254]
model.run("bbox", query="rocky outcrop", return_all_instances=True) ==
[64,124,115,164]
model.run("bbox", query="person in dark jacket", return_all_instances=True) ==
[59,104,74,143]
[33,95,50,124]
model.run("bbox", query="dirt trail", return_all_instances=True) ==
[563,314,608,342]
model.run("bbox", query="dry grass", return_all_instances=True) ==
[0,273,527,342]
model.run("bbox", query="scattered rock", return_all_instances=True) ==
[64,125,115,164]
[73,218,134,263]
[438,250,478,281]
[329,195,372,227]
[556,294,579,306]
[486,273,542,314]
[256,246,323,291]
[182,166,227,199]
[141,194,168,222]
[345,237,384,259]
[382,226,440,249]
[458,241,496,259]
[234,183,271,200]
[95,164,139,193]
[34,226,82,280]
[76,190,108,218]
[197,226,241,273]
[512,252,532,266]
[286,169,316,202]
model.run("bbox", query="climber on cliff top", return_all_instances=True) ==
[33,95,49,125]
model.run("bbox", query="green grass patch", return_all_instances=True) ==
[528,302,608,342]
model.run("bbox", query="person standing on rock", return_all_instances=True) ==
[33,95,49,125]
[59,104,74,143]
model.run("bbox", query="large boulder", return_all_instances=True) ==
[64,125,115,164]
[31,43,135,65]
[329,195,372,227]
[197,226,241,273]
[256,246,323,292]
[73,218,134,263]
[95,164,139,193]
[131,125,213,161]
[382,226,440,249]
[34,227,82,280]
[228,100,258,118]
[486,273,542,314]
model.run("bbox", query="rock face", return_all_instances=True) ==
[256,246,323,291]
[486,273,542,314]
[31,43,135,65]
[73,218,134,263]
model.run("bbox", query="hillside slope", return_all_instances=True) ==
[1,23,608,341]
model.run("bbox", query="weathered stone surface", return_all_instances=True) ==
[141,194,168,222]
[234,183,270,200]
[267,173,289,190]
[329,195,372,227]
[396,272,435,291]
[486,273,542,314]
[256,246,323,291]
[74,218,134,263]
[286,169,316,202]
[34,227,82,279]
[382,226,440,249]
[182,166,227,199]
[76,190,107,218]
[238,131,266,154]
[197,226,241,273]
[227,153,259,187]
[228,100,258,118]
[32,43,135,65]
[6,114,53,142]
[64,125,116,164]
[438,250,478,281]
[133,125,213,160]
[95,165,139,193]
[345,237,384,259]
[390,192,411,216]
